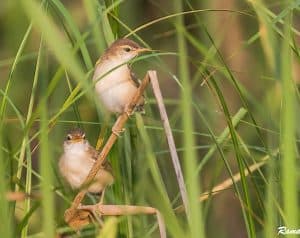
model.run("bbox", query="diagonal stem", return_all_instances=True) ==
[149,71,189,215]
[65,72,151,222]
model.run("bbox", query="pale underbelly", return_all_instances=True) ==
[59,156,114,193]
[96,81,138,113]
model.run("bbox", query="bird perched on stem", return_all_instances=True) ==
[93,38,150,116]
[59,128,114,204]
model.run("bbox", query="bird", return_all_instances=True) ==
[59,128,114,204]
[92,38,150,115]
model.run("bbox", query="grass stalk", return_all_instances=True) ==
[136,114,185,238]
[208,72,256,237]
[49,0,93,70]
[39,40,55,238]
[150,71,189,216]
[0,130,12,237]
[174,1,205,237]
[0,24,32,122]
[196,107,248,172]
[21,0,86,84]
[83,0,106,54]
[19,38,43,238]
[280,3,298,231]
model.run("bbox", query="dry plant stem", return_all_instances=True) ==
[174,155,270,213]
[79,204,166,238]
[65,72,151,222]
[149,71,189,215]
[198,160,267,202]
[79,204,156,215]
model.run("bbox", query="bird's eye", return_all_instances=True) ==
[124,47,131,52]
[67,135,72,140]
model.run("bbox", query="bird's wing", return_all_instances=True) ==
[88,146,114,175]
[88,146,99,160]
[128,65,140,88]
[127,66,145,113]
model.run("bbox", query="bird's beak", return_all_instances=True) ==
[135,47,151,54]
[70,138,84,143]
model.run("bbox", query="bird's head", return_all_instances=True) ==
[104,38,150,63]
[64,128,87,145]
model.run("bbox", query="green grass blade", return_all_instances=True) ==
[196,107,248,172]
[174,1,205,237]
[19,38,42,237]
[280,4,298,230]
[49,0,93,69]
[249,0,277,71]
[0,24,32,121]
[98,217,118,238]
[39,40,55,237]
[0,130,13,237]
[207,71,256,237]
[98,2,115,44]
[136,114,185,238]
[264,154,278,238]
[21,0,86,83]
[83,0,106,54]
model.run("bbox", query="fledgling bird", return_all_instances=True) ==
[93,38,150,114]
[59,128,114,202]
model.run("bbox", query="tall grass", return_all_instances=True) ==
[174,1,204,237]
[0,128,13,237]
[0,0,299,237]
[280,0,298,231]
[39,40,55,238]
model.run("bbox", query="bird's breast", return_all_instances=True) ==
[93,64,138,113]
[59,150,93,189]
[59,149,114,193]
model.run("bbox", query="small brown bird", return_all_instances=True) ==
[93,38,150,114]
[59,129,114,202]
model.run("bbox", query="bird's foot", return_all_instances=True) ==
[124,104,134,117]
[134,104,145,114]
[125,110,134,117]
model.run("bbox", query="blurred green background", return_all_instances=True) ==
[0,0,299,237]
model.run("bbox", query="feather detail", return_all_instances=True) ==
[59,140,114,194]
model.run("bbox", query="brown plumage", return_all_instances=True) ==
[93,38,150,114]
[99,38,142,61]
[59,129,114,194]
